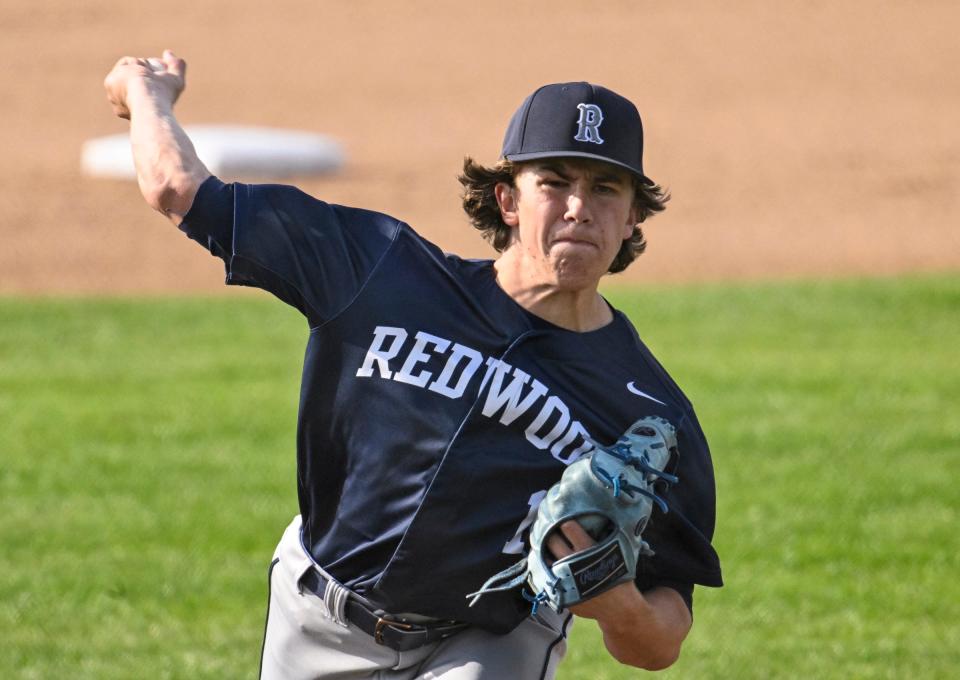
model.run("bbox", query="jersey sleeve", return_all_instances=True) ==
[177,175,235,261]
[179,176,401,326]
[635,406,723,612]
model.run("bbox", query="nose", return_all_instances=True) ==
[564,186,592,224]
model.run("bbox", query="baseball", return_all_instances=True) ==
[146,58,165,72]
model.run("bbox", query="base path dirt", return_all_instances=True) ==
[2,1,957,294]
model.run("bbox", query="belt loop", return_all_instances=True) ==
[322,572,350,627]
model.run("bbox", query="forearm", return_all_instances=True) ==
[585,585,692,670]
[125,83,209,224]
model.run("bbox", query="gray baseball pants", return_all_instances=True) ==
[259,516,572,680]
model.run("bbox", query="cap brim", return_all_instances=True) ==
[504,150,655,186]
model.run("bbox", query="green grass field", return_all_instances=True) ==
[2,274,958,679]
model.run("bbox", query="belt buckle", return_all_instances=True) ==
[373,613,415,646]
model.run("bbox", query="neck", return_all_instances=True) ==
[493,257,612,332]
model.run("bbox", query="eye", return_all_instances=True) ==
[595,184,619,196]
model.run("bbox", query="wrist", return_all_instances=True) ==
[125,79,176,117]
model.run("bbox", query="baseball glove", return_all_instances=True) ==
[467,416,678,614]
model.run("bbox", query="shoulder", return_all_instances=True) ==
[235,183,403,239]
[384,223,497,283]
[608,310,695,413]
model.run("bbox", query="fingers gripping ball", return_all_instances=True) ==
[467,416,679,613]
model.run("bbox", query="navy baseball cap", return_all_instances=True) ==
[501,82,654,185]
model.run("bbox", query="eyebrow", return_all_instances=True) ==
[536,162,627,185]
[537,162,573,180]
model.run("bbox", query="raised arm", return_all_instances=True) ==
[103,50,211,225]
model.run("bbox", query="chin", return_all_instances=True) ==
[551,261,606,292]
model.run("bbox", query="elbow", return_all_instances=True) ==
[640,645,682,672]
[609,640,682,671]
[138,170,205,219]
[139,177,175,214]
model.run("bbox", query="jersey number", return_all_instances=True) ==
[502,490,547,554]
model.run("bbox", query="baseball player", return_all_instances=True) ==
[104,50,722,679]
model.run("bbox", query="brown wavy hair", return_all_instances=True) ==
[458,157,669,274]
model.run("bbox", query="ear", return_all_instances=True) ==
[494,182,520,227]
[622,207,638,240]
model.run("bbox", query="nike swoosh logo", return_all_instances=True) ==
[626,382,667,406]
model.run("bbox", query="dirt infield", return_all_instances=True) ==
[2,1,957,294]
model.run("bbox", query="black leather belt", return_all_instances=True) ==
[300,568,469,652]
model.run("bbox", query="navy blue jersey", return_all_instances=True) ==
[180,176,722,633]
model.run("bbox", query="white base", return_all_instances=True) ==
[81,125,345,179]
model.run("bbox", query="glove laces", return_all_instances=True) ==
[595,441,678,513]
[522,589,550,616]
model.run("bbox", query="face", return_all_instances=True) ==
[495,159,637,291]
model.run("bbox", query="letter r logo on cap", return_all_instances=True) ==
[574,103,604,144]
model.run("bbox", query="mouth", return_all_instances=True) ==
[552,237,598,250]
